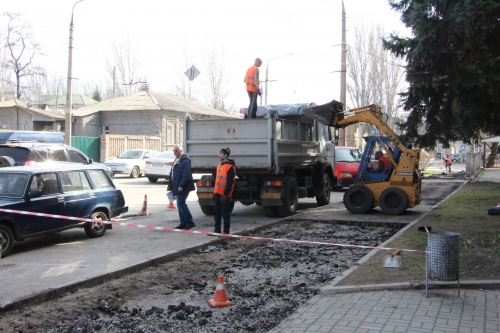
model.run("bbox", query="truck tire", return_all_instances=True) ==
[379,187,409,215]
[200,205,214,215]
[240,201,254,206]
[263,206,279,217]
[0,156,15,167]
[343,185,373,214]
[316,173,331,206]
[277,177,298,217]
[0,224,15,257]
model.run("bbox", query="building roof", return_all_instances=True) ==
[73,91,239,118]
[44,94,98,109]
[0,99,65,120]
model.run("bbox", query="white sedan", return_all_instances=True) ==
[144,151,176,183]
[104,149,160,178]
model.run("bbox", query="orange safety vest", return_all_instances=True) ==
[214,163,236,197]
[379,156,391,173]
[443,157,452,165]
[245,66,259,93]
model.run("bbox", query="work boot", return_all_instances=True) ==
[223,229,230,235]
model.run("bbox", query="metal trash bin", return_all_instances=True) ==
[426,231,460,297]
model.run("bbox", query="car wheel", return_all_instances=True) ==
[0,224,14,257]
[343,185,373,214]
[147,177,158,183]
[0,156,15,168]
[379,187,409,215]
[130,166,140,178]
[240,200,254,206]
[84,211,108,238]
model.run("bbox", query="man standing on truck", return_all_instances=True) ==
[213,147,236,234]
[244,58,262,118]
[367,151,391,173]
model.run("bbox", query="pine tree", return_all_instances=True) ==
[384,0,500,148]
[92,87,102,102]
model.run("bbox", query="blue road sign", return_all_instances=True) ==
[460,144,466,150]
[185,65,200,81]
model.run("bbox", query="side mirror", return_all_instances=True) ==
[89,158,93,164]
[28,189,42,199]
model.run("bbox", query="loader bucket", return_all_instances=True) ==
[303,99,344,126]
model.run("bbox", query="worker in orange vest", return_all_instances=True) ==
[368,151,391,173]
[443,156,452,172]
[212,147,236,234]
[244,58,262,118]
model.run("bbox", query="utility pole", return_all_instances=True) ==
[338,0,347,146]
[65,0,85,146]
[112,66,116,98]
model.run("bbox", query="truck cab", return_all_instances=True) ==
[333,146,362,189]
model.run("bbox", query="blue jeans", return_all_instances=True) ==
[214,194,231,233]
[176,191,194,227]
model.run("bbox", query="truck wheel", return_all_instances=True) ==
[379,187,408,215]
[343,186,373,214]
[130,166,140,178]
[200,205,214,215]
[240,201,254,206]
[277,177,298,217]
[316,173,331,206]
[0,224,15,257]
[147,177,158,183]
[263,206,279,217]
[85,211,108,238]
[0,156,15,167]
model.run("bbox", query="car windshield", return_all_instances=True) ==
[336,148,362,162]
[118,150,143,159]
[155,152,175,159]
[0,173,29,198]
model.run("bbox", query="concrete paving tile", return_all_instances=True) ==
[392,326,409,333]
[457,327,472,333]
[330,326,356,333]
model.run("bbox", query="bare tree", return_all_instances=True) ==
[0,32,15,101]
[202,43,232,112]
[3,12,45,99]
[346,23,405,141]
[105,36,141,97]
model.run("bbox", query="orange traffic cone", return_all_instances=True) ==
[168,201,175,209]
[208,276,232,307]
[139,195,149,215]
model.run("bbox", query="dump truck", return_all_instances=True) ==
[303,101,422,215]
[183,103,337,218]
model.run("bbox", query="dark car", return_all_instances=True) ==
[448,154,460,162]
[0,142,113,178]
[0,164,128,257]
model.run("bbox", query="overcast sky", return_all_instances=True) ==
[1,0,409,110]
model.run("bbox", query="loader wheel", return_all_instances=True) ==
[379,187,408,215]
[277,176,298,217]
[343,185,373,214]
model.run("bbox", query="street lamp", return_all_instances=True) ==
[65,0,85,146]
[264,53,292,105]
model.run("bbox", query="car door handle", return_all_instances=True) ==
[58,197,65,202]
[89,193,96,198]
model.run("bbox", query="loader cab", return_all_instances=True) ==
[356,136,402,183]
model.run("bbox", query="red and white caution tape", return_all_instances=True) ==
[0,208,424,253]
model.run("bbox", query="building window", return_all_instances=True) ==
[103,125,110,134]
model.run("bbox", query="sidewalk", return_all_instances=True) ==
[270,168,500,333]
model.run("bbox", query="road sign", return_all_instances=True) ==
[185,65,200,81]
[460,144,466,150]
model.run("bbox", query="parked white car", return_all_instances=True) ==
[144,151,176,183]
[104,149,160,178]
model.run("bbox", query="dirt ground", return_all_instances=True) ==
[0,221,398,333]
